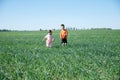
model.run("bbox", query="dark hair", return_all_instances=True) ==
[48,30,52,33]
[61,24,65,27]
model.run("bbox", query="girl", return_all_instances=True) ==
[42,30,54,48]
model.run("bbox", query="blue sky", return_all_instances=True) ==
[0,0,120,30]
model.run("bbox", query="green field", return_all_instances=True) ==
[0,30,120,80]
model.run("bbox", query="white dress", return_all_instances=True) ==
[45,34,54,47]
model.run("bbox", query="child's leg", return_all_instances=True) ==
[46,43,49,47]
[61,39,67,46]
[46,41,49,47]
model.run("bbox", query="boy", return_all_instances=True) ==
[42,30,54,48]
[60,24,68,46]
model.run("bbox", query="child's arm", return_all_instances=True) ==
[66,30,68,36]
[60,31,62,39]
[42,35,47,42]
[52,37,54,42]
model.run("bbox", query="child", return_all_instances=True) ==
[60,24,68,46]
[42,30,54,48]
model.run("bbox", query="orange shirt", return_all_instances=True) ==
[60,29,68,39]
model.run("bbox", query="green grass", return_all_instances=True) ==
[0,30,120,80]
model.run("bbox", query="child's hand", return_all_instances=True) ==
[52,39,54,42]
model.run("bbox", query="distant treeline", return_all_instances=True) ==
[90,28,112,30]
[40,27,112,31]
[66,28,112,30]
[0,28,112,32]
[0,29,12,32]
